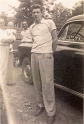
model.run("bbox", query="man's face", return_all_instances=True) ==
[32,8,42,22]
[0,19,5,26]
[22,22,28,30]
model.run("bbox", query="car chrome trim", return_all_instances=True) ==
[57,40,84,52]
[56,45,84,53]
[58,40,84,45]
[66,19,84,24]
[54,83,84,99]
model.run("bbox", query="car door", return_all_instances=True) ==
[54,20,84,98]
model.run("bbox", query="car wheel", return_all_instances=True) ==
[22,57,33,85]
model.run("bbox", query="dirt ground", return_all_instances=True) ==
[0,66,83,124]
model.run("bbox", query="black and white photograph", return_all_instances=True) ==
[0,0,83,124]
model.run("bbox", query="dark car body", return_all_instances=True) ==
[18,14,84,98]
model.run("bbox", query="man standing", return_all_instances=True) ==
[0,19,14,86]
[21,21,31,43]
[29,4,58,124]
[6,21,16,85]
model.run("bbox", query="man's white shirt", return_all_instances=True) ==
[29,18,56,53]
[21,29,32,43]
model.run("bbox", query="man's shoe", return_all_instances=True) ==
[35,106,44,116]
[47,115,55,124]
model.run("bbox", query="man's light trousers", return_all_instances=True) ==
[31,53,56,116]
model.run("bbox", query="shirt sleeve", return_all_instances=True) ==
[48,20,56,32]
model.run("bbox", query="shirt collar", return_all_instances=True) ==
[34,18,44,25]
[31,18,45,29]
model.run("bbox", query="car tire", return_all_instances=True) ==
[22,57,33,85]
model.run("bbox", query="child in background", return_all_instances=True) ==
[6,21,16,52]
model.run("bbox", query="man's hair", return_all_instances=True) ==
[32,4,43,12]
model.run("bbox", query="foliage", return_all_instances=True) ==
[0,12,8,25]
[52,3,71,23]
[15,0,83,30]
[43,1,71,30]
[14,0,71,29]
[0,11,15,26]
[71,0,83,16]
[15,0,43,26]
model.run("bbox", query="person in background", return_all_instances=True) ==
[6,21,16,52]
[0,19,14,86]
[21,21,32,43]
[29,4,58,124]
[6,21,16,85]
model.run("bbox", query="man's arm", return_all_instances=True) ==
[1,38,14,43]
[1,29,14,43]
[51,29,58,53]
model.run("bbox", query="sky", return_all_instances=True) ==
[0,0,80,17]
[57,0,80,8]
[0,0,20,16]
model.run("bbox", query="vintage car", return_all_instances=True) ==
[18,14,84,98]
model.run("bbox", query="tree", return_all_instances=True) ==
[0,11,15,26]
[15,0,43,26]
[71,0,83,16]
[43,1,71,30]
[0,12,8,25]
[14,0,71,30]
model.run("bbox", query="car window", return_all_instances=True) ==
[78,25,84,37]
[59,21,84,42]
[58,25,68,40]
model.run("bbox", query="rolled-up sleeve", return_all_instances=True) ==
[48,20,56,32]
